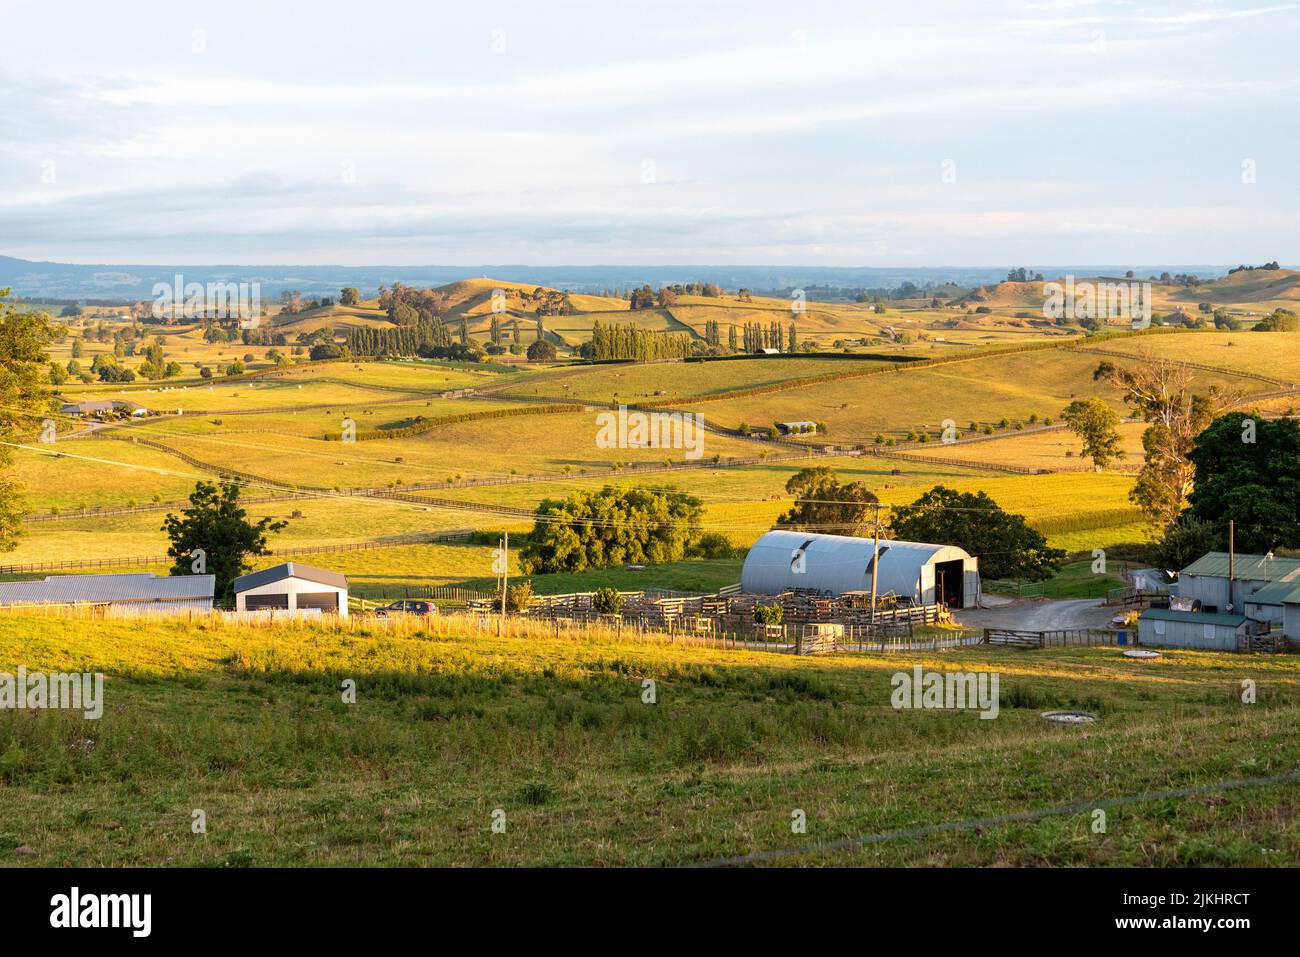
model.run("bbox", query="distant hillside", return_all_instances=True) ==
[0,255,1243,301]
[1168,267,1300,305]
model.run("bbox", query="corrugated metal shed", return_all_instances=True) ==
[740,530,978,606]
[1245,578,1300,608]
[1140,608,1247,628]
[1138,606,1249,651]
[0,573,214,606]
[1180,552,1300,581]
[232,562,347,593]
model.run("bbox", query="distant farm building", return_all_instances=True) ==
[1176,552,1300,615]
[741,530,979,608]
[232,562,349,618]
[0,573,214,612]
[1138,608,1250,652]
[60,400,149,418]
[775,421,817,435]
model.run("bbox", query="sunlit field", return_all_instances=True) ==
[1,612,1296,866]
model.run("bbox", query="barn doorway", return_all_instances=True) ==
[934,559,964,608]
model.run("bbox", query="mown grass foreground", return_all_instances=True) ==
[1,612,1298,867]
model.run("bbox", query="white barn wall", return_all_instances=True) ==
[235,577,348,618]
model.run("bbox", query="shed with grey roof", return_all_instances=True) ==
[0,573,214,612]
[232,562,349,618]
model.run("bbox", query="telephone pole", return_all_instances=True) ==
[1227,520,1235,612]
[869,502,882,623]
[500,530,509,619]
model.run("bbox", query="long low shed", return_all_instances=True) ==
[741,530,979,608]
[1138,608,1249,651]
[0,573,214,611]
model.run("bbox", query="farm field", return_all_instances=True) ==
[1074,332,1300,383]
[495,355,900,403]
[28,315,1289,592]
[692,346,1258,443]
[1,613,1297,866]
[905,422,1150,472]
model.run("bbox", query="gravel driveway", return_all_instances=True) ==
[954,598,1115,632]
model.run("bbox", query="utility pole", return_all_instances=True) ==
[1227,520,1235,612]
[500,530,509,619]
[869,503,881,624]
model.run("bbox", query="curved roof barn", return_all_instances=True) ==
[741,530,979,607]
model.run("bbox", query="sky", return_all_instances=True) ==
[1,0,1297,267]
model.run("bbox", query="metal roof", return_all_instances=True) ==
[741,529,972,597]
[1140,608,1247,628]
[232,562,348,593]
[1180,552,1300,581]
[0,573,214,605]
[1245,576,1300,606]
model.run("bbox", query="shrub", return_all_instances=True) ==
[753,603,784,625]
[592,587,623,615]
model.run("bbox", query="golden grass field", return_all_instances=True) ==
[13,278,1299,596]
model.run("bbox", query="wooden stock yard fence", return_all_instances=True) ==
[984,628,1116,649]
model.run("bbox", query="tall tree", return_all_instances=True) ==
[1061,398,1123,469]
[1184,412,1300,553]
[891,486,1065,580]
[162,481,288,599]
[776,467,878,536]
[1094,356,1230,530]
[0,289,54,552]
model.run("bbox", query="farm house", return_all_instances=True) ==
[232,562,348,617]
[741,530,979,608]
[0,573,214,613]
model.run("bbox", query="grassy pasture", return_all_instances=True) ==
[693,348,1252,444]
[906,422,1150,472]
[496,356,896,403]
[61,379,404,415]
[92,410,761,491]
[1076,332,1300,383]
[1,613,1296,867]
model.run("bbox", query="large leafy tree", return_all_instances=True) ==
[162,481,288,599]
[1061,397,1123,469]
[891,485,1065,581]
[1094,356,1229,529]
[0,289,55,552]
[520,485,703,574]
[1184,412,1300,553]
[776,467,879,536]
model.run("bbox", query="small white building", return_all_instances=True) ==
[1138,608,1249,652]
[232,562,348,618]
